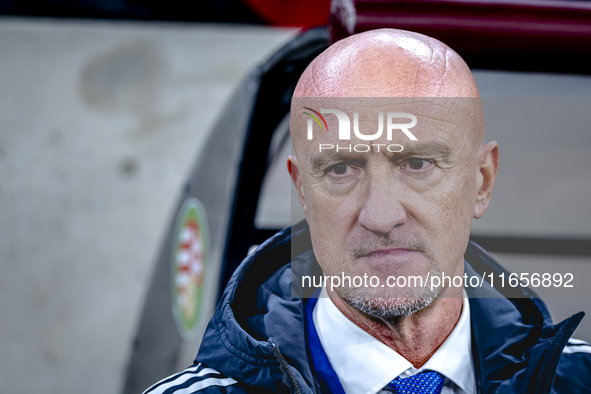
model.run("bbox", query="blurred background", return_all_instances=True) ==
[1,1,590,393]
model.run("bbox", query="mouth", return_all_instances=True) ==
[357,247,424,273]
[362,247,418,258]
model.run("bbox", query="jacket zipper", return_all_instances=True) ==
[269,339,302,394]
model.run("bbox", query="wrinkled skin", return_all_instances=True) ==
[288,29,499,367]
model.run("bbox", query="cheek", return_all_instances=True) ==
[454,166,479,226]
[414,170,476,255]
[426,165,476,221]
[438,172,477,264]
[304,175,359,223]
[306,189,355,242]
[303,182,360,265]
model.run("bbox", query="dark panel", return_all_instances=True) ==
[0,0,264,23]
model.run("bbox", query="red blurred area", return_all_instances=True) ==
[243,0,331,27]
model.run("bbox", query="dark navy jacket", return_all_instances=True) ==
[144,221,591,394]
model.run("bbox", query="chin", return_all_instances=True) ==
[340,285,442,321]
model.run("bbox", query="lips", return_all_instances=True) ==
[358,247,423,274]
[363,247,417,257]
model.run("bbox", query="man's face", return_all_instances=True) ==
[291,98,487,317]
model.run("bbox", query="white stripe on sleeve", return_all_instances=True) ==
[144,365,224,394]
[567,338,589,346]
[172,377,238,394]
[563,345,591,355]
[143,364,201,394]
[563,338,591,354]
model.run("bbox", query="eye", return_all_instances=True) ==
[327,163,349,175]
[407,158,430,170]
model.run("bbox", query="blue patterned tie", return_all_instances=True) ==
[387,371,445,394]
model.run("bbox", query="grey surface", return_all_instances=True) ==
[471,71,591,236]
[0,18,297,394]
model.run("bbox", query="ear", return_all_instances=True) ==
[288,155,307,213]
[474,141,499,219]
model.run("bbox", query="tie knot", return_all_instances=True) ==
[387,371,445,394]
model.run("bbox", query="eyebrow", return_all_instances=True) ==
[399,142,451,157]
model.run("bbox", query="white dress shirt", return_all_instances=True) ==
[313,288,476,394]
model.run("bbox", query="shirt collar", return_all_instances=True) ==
[313,288,476,394]
[421,291,475,394]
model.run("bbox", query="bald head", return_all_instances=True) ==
[294,28,480,98]
[291,29,485,150]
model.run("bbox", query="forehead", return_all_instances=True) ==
[291,97,482,159]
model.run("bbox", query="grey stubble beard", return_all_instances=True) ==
[341,282,442,322]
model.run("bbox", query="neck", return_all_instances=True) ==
[328,288,463,368]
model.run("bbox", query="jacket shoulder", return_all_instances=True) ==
[552,338,591,393]
[143,363,239,394]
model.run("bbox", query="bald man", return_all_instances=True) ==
[144,29,591,394]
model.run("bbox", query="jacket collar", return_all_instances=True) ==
[196,222,583,394]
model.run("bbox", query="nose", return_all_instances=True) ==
[358,174,408,236]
